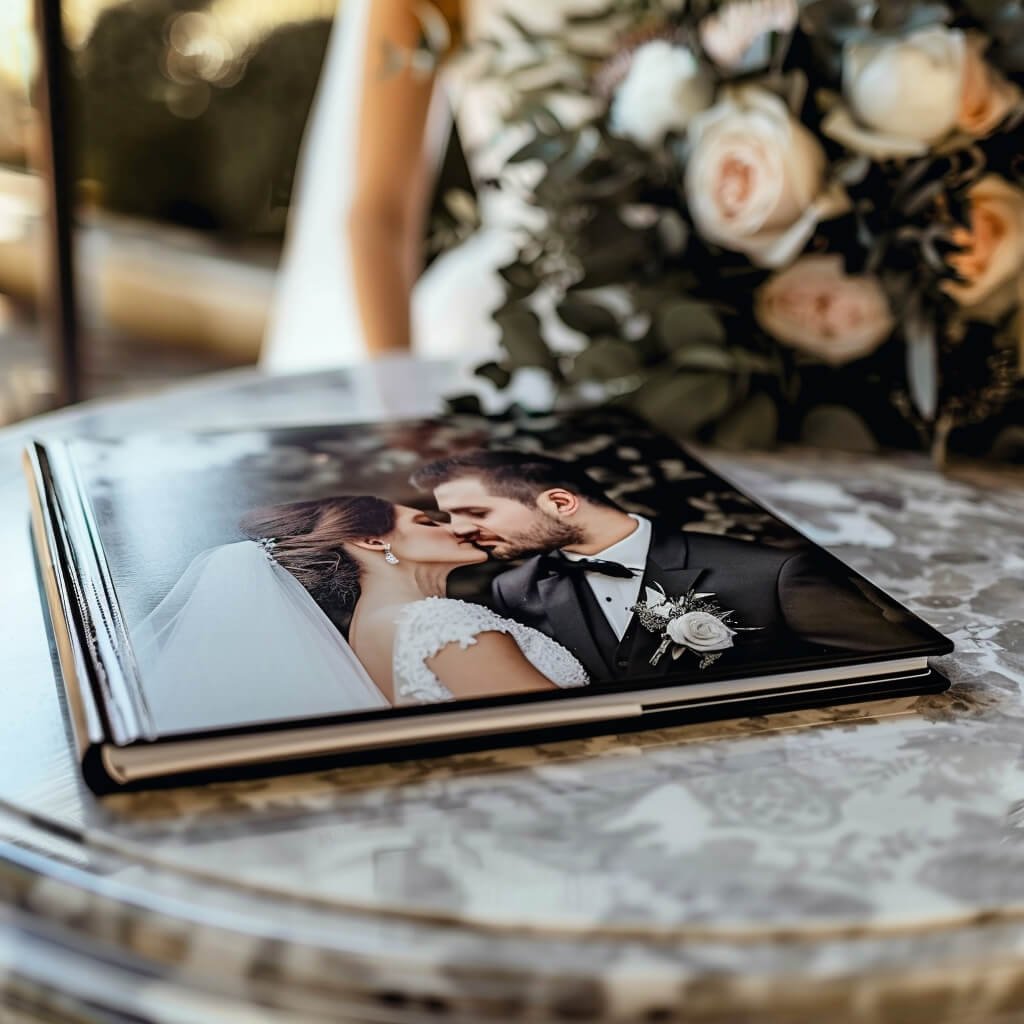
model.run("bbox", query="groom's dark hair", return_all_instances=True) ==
[410,450,619,509]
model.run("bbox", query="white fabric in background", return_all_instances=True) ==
[261,0,611,411]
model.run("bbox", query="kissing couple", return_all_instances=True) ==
[139,449,606,728]
[138,450,915,732]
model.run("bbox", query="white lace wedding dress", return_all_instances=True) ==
[392,596,589,705]
[262,0,616,402]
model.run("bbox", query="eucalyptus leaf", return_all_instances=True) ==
[656,300,727,351]
[627,371,734,437]
[567,338,643,382]
[577,234,650,286]
[475,361,513,389]
[732,349,782,374]
[657,210,688,254]
[548,127,602,183]
[800,405,879,452]
[499,263,536,287]
[494,307,559,372]
[712,394,779,450]
[445,394,483,415]
[556,296,619,336]
[508,136,569,164]
[498,263,539,302]
[669,346,736,371]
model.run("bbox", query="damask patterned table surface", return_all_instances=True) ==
[2,366,1023,1024]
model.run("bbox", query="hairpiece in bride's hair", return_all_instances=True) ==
[257,537,279,564]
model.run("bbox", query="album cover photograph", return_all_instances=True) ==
[37,410,948,743]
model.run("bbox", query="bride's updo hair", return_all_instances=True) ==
[240,496,395,609]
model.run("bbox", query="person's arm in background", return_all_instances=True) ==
[348,0,438,357]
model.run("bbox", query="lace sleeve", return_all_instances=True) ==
[393,598,515,706]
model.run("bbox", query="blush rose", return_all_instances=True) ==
[755,255,894,365]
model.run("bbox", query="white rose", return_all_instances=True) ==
[610,40,714,148]
[666,611,736,652]
[755,255,894,365]
[685,86,850,267]
[823,26,965,160]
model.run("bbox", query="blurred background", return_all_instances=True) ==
[0,0,337,424]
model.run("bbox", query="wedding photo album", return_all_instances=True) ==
[24,409,952,791]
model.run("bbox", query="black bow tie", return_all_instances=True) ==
[540,555,638,580]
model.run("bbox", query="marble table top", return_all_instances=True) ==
[2,365,1023,1023]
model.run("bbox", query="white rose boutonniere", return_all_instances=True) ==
[633,584,759,669]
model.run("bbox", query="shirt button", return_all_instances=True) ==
[605,596,612,603]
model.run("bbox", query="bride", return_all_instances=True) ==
[262,0,612,399]
[136,495,588,733]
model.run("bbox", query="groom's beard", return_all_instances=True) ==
[481,517,585,561]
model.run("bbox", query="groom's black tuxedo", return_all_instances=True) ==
[491,529,923,682]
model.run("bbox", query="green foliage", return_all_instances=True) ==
[567,338,643,382]
[713,394,780,450]
[625,370,734,436]
[800,406,880,452]
[436,0,1024,459]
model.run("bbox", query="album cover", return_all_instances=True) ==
[24,409,952,791]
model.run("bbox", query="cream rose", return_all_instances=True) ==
[943,175,1024,309]
[667,611,736,652]
[823,26,965,160]
[755,255,894,365]
[610,41,714,148]
[685,87,849,267]
[958,33,1021,138]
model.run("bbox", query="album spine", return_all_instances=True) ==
[55,448,155,741]
[23,443,113,775]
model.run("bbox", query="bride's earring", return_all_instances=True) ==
[383,543,400,566]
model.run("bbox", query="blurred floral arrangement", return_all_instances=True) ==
[441,0,1024,461]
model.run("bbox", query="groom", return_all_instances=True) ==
[411,451,926,682]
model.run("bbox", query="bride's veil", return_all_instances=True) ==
[133,540,389,735]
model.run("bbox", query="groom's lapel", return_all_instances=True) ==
[538,573,611,680]
[623,532,708,676]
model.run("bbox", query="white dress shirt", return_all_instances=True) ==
[562,515,652,640]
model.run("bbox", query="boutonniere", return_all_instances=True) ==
[631,584,761,669]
